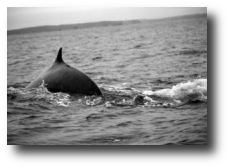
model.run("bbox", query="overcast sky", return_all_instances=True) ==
[7,7,206,30]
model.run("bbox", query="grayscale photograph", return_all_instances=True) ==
[7,7,207,145]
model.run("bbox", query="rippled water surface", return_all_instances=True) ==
[7,14,207,145]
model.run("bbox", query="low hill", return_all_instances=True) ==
[7,20,140,35]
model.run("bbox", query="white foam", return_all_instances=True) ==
[142,90,154,95]
[143,79,207,100]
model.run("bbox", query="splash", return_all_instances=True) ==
[143,79,207,101]
[102,79,207,108]
[85,96,103,106]
[8,79,207,108]
[8,82,71,107]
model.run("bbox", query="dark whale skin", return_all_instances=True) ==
[25,48,102,96]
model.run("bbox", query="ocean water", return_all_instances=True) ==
[7,14,207,145]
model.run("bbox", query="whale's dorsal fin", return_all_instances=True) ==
[55,47,64,63]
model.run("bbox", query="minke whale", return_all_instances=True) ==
[26,48,102,96]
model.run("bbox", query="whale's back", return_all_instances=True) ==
[26,48,102,96]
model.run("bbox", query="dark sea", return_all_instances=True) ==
[7,14,207,145]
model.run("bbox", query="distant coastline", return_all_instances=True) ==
[7,13,206,35]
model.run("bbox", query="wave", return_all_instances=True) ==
[142,78,207,101]
[101,79,207,107]
[7,84,71,107]
[7,79,207,108]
